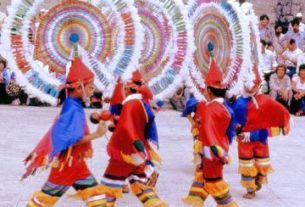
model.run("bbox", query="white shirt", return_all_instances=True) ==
[300,22,305,33]
[282,48,303,67]
[283,31,305,49]
[122,93,142,105]
[293,76,305,90]
[288,22,305,33]
[261,49,276,73]
[297,53,305,73]
[273,33,285,54]
[0,12,6,23]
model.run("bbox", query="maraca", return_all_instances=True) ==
[90,110,112,124]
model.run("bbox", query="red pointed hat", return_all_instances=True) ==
[205,59,226,89]
[132,70,143,83]
[110,78,125,105]
[66,57,94,87]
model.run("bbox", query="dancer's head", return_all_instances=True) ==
[205,58,227,100]
[291,18,300,33]
[0,59,7,72]
[288,39,297,51]
[275,65,287,79]
[260,14,270,27]
[299,64,305,79]
[66,58,94,101]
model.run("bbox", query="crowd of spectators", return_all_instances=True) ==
[259,12,305,115]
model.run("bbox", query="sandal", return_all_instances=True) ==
[243,191,256,199]
[296,111,304,116]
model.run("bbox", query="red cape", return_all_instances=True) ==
[244,94,290,134]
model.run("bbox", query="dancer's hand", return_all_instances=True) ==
[238,132,251,143]
[95,121,107,137]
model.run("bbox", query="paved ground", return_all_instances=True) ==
[0,105,304,207]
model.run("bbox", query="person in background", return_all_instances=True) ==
[281,38,303,78]
[272,24,285,64]
[261,40,277,93]
[269,65,292,108]
[90,90,103,109]
[297,45,305,73]
[290,64,305,115]
[296,13,305,32]
[0,58,10,104]
[283,18,305,50]
[169,86,187,112]
[259,14,273,43]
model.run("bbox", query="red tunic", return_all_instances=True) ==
[198,100,231,152]
[107,95,150,159]
[197,100,232,179]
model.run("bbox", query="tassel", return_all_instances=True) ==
[150,148,162,165]
[69,185,108,207]
[204,180,230,197]
[191,128,200,138]
[238,165,257,177]
[193,140,202,154]
[28,191,59,207]
[268,127,281,137]
[120,153,135,165]
[217,201,239,207]
[69,184,120,200]
[255,157,273,176]
[182,196,204,207]
[255,164,273,178]
[240,178,257,190]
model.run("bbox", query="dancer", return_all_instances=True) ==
[183,57,238,207]
[230,77,291,199]
[99,73,167,207]
[24,58,108,207]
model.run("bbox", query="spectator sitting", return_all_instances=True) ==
[283,18,305,49]
[281,38,303,78]
[169,86,186,112]
[290,64,305,115]
[297,45,305,72]
[0,59,12,104]
[269,65,292,108]
[261,40,277,92]
[296,13,305,33]
[272,23,285,64]
[5,72,20,104]
[90,90,103,109]
[259,14,273,43]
